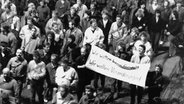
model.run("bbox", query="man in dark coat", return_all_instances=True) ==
[147,9,166,53]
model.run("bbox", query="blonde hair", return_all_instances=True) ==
[135,9,144,17]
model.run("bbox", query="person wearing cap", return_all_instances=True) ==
[0,67,19,104]
[6,49,27,102]
[27,50,46,104]
[83,18,104,46]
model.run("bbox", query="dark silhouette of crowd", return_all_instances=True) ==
[0,0,184,104]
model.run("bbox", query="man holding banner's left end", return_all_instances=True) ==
[130,44,151,104]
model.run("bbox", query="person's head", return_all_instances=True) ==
[80,46,86,56]
[101,9,109,20]
[60,0,65,2]
[27,17,33,27]
[68,35,76,44]
[155,64,163,74]
[135,9,144,18]
[40,0,45,6]
[138,45,146,55]
[163,0,169,7]
[2,68,11,80]
[85,85,95,97]
[46,31,55,42]
[116,15,122,26]
[28,2,35,10]
[58,85,69,98]
[52,22,59,31]
[4,4,11,13]
[31,27,37,39]
[51,54,58,65]
[52,10,58,18]
[90,2,96,10]
[90,18,98,29]
[16,49,24,60]
[2,26,10,35]
[152,0,157,4]
[170,10,179,20]
[139,2,146,9]
[139,31,149,41]
[33,50,42,63]
[69,20,76,29]
[131,27,139,36]
[176,1,182,8]
[43,43,51,53]
[116,42,126,53]
[77,0,82,5]
[70,7,77,15]
[61,59,70,71]
[155,9,161,17]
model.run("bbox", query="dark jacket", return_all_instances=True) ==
[132,17,147,32]
[167,19,181,36]
[98,19,112,46]
[148,16,165,33]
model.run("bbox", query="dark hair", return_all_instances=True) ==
[62,58,70,65]
[2,26,10,33]
[33,50,41,59]
[116,14,122,19]
[172,10,179,20]
[52,10,58,16]
[90,18,97,24]
[155,9,161,14]
[85,85,95,92]
[59,84,69,94]
[139,31,149,40]
[155,64,163,72]
[68,35,76,43]
[46,31,55,40]
[139,45,146,51]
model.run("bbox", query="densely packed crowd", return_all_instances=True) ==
[0,0,184,104]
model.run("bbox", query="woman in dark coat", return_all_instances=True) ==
[132,8,147,32]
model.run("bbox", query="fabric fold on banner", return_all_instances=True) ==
[85,45,150,87]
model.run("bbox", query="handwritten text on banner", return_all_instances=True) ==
[85,46,150,87]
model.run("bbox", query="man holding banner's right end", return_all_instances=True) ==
[130,45,151,104]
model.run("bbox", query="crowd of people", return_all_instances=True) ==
[0,0,184,104]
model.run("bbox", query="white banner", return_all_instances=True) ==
[85,46,150,87]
